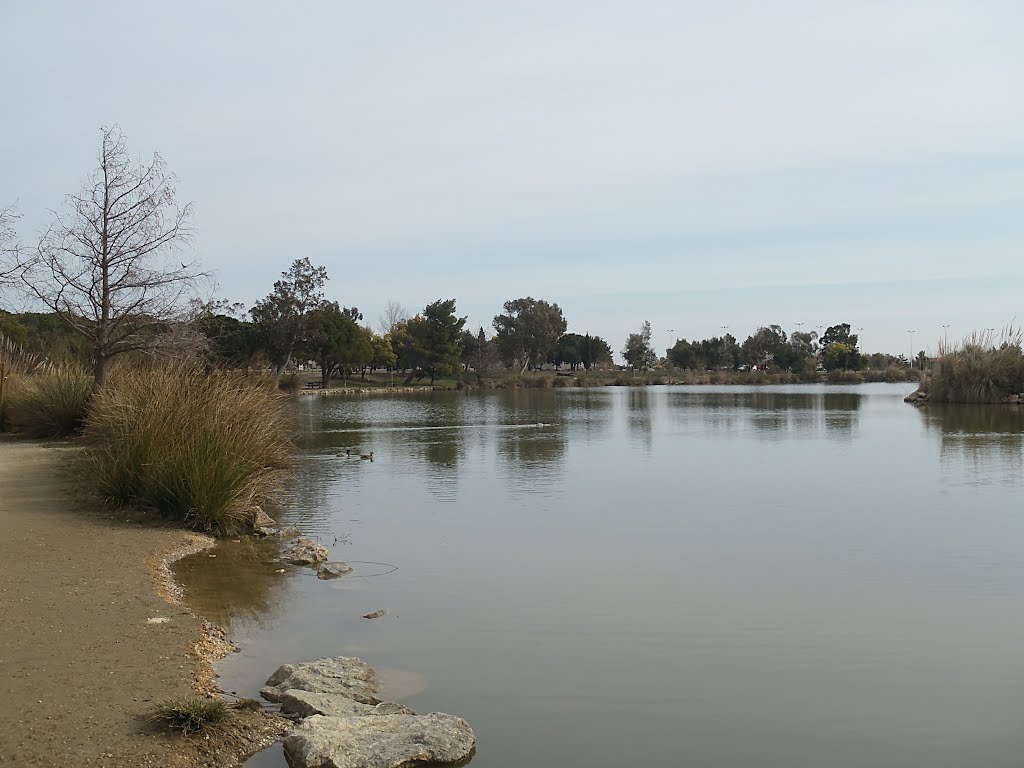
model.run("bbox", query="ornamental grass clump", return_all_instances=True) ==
[2,362,93,437]
[924,327,1024,404]
[81,365,293,534]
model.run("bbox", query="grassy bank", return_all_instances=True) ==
[917,329,1024,404]
[285,365,920,392]
[1,350,295,535]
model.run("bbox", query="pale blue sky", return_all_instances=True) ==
[3,1,1022,357]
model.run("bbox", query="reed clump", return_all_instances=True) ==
[923,327,1024,403]
[80,365,293,534]
[1,346,92,437]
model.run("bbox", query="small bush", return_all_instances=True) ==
[151,696,228,735]
[278,374,302,393]
[3,364,93,437]
[80,366,293,534]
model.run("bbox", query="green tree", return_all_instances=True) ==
[820,323,861,371]
[622,320,657,371]
[370,332,397,372]
[740,325,787,368]
[668,338,704,370]
[492,297,567,373]
[554,333,585,370]
[305,303,370,386]
[580,334,613,370]
[251,257,328,375]
[191,300,260,368]
[402,299,466,384]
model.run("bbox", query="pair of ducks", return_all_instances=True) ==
[337,449,374,461]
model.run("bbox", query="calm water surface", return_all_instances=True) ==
[175,384,1024,767]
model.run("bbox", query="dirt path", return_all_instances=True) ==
[0,440,209,767]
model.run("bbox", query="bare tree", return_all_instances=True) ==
[378,298,408,335]
[19,126,205,386]
[0,202,21,294]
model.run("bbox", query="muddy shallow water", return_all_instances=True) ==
[175,385,1024,768]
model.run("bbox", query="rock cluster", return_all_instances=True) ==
[261,657,475,768]
[280,537,330,566]
[904,389,930,404]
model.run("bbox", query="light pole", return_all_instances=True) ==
[986,328,997,349]
[720,325,729,370]
[907,330,915,368]
[941,324,950,350]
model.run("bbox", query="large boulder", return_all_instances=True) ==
[262,657,379,705]
[283,713,475,768]
[275,689,414,719]
[280,537,329,566]
[264,656,475,768]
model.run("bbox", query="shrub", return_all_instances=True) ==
[151,696,228,735]
[278,374,302,393]
[923,328,1024,403]
[826,369,863,384]
[80,366,293,534]
[3,364,93,437]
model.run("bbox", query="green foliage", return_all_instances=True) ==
[397,299,466,384]
[622,321,657,371]
[251,258,329,373]
[492,297,567,372]
[923,329,1024,403]
[80,366,293,534]
[191,301,261,367]
[150,696,228,736]
[304,302,370,385]
[820,324,861,371]
[555,332,611,370]
[3,364,93,437]
[739,325,788,367]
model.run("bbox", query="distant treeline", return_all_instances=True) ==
[2,259,913,383]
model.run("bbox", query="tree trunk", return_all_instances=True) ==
[94,352,109,390]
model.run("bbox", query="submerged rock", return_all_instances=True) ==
[361,609,387,619]
[262,657,380,705]
[281,537,329,566]
[317,561,354,580]
[283,713,475,768]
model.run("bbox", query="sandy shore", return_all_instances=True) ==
[0,440,281,767]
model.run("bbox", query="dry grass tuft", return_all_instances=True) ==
[150,696,228,736]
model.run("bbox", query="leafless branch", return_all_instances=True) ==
[18,125,209,385]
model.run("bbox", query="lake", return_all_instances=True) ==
[174,384,1024,768]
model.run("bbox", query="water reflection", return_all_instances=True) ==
[667,388,862,442]
[173,538,295,631]
[626,389,654,451]
[919,404,1024,486]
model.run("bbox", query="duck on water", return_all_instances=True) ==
[335,449,374,461]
